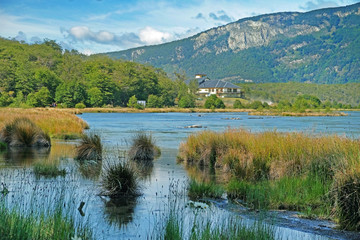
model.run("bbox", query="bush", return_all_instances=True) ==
[75,102,86,109]
[147,95,163,108]
[0,118,51,147]
[101,160,140,197]
[233,100,244,109]
[178,94,195,108]
[204,95,225,109]
[128,132,159,161]
[75,133,102,161]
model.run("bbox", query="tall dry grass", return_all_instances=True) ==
[0,108,89,139]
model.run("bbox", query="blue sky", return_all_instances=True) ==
[0,0,358,54]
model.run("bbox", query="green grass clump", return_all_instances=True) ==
[128,132,159,161]
[0,205,92,240]
[335,171,360,231]
[33,163,66,178]
[188,179,224,200]
[75,133,102,161]
[101,160,140,198]
[0,118,51,148]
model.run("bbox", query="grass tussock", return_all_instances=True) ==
[33,162,66,178]
[75,133,102,161]
[178,129,360,228]
[0,118,50,147]
[128,132,160,161]
[188,179,224,200]
[101,160,140,198]
[0,205,92,240]
[0,108,89,139]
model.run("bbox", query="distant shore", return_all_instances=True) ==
[248,110,348,117]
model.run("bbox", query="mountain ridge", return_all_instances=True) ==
[104,2,360,84]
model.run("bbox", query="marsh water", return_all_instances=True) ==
[1,112,360,239]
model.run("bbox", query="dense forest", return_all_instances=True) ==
[107,3,360,84]
[0,38,191,108]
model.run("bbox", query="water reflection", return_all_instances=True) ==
[132,161,154,180]
[102,196,138,228]
[77,160,102,180]
[185,164,231,184]
[1,147,50,166]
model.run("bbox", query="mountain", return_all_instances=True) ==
[105,3,360,84]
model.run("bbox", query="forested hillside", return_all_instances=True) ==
[0,38,180,108]
[240,82,360,107]
[106,3,360,84]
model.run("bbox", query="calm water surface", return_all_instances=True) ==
[1,112,360,239]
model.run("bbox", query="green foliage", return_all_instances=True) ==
[75,102,86,109]
[147,94,163,108]
[33,163,66,178]
[188,179,224,200]
[233,99,244,109]
[127,95,143,109]
[204,95,225,109]
[0,37,176,108]
[178,94,195,108]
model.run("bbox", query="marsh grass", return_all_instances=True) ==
[0,118,51,147]
[0,108,88,139]
[188,179,224,200]
[75,133,102,161]
[33,162,66,178]
[101,160,140,197]
[0,141,6,151]
[128,132,159,161]
[178,129,360,227]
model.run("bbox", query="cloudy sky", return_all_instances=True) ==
[0,0,358,54]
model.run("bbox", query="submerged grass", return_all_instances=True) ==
[75,133,102,161]
[33,162,66,178]
[178,129,360,229]
[188,179,224,200]
[0,108,89,139]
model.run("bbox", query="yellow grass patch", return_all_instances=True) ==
[0,108,88,139]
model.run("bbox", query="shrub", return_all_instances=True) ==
[128,132,159,161]
[75,133,102,161]
[0,118,51,147]
[75,102,86,109]
[233,99,244,109]
[147,95,163,108]
[178,94,195,108]
[101,160,140,197]
[204,95,225,109]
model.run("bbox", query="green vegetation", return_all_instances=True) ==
[0,141,6,151]
[107,3,360,85]
[178,129,360,228]
[0,203,92,240]
[101,160,140,197]
[233,100,244,109]
[0,118,51,147]
[75,133,102,161]
[204,95,225,109]
[33,162,66,178]
[188,179,224,200]
[240,82,360,108]
[128,132,159,161]
[0,37,181,108]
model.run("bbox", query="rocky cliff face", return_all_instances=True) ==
[105,3,360,84]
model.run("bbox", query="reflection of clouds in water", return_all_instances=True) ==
[102,196,138,228]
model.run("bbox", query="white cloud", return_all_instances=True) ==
[138,26,172,45]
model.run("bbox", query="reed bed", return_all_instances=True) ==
[0,108,89,139]
[178,129,360,230]
[33,162,66,178]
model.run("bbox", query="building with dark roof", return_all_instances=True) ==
[187,75,243,98]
